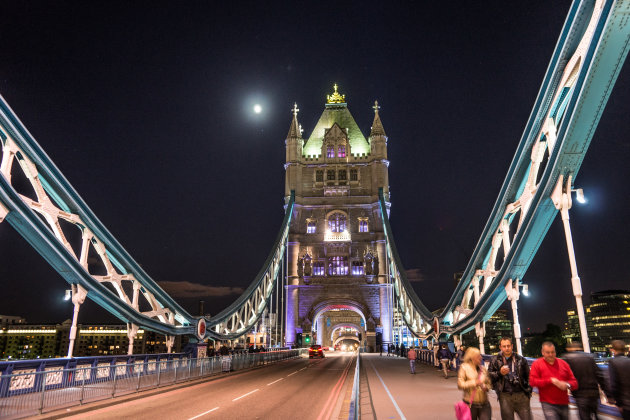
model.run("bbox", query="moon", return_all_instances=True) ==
[253,104,262,114]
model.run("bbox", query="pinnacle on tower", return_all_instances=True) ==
[370,100,386,137]
[287,102,302,139]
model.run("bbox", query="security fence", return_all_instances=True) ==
[0,349,304,419]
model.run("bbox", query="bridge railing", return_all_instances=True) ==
[0,349,305,418]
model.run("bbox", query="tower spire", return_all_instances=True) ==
[370,100,386,137]
[287,102,302,139]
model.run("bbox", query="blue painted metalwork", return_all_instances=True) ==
[0,90,294,339]
[378,0,630,337]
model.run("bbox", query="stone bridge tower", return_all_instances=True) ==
[283,85,392,351]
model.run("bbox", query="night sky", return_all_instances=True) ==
[1,1,629,333]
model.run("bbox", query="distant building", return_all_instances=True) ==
[0,319,184,359]
[462,309,513,353]
[586,290,630,353]
[563,309,580,343]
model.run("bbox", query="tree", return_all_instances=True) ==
[523,323,566,357]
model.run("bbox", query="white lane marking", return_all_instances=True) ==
[287,370,299,376]
[187,406,219,420]
[299,367,307,371]
[267,377,284,386]
[370,361,407,420]
[232,389,259,401]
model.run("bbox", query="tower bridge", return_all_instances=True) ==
[0,0,629,417]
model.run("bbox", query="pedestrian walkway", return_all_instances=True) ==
[360,353,618,420]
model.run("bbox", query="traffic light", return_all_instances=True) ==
[296,333,302,347]
[305,334,311,344]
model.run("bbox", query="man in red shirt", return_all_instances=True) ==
[530,342,578,420]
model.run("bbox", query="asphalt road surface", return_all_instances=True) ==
[58,351,356,420]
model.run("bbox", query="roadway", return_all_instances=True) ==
[42,351,356,420]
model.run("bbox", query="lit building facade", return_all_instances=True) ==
[284,86,392,351]
[586,290,630,353]
[462,309,513,353]
[0,320,184,359]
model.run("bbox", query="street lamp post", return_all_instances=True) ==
[551,175,591,353]
[505,278,527,355]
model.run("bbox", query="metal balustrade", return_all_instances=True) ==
[0,349,305,419]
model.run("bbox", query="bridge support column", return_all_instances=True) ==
[67,284,88,358]
[166,335,175,353]
[475,322,486,355]
[316,316,324,346]
[379,285,393,353]
[127,323,139,355]
[285,285,298,347]
[505,279,523,355]
[552,175,591,353]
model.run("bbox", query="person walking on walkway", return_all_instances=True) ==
[563,341,606,420]
[530,341,578,420]
[488,337,532,420]
[458,347,492,420]
[401,342,406,358]
[608,340,630,420]
[407,346,417,374]
[456,345,465,371]
[438,343,454,378]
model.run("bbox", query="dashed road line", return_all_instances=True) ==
[188,406,219,420]
[232,389,259,401]
[267,377,284,386]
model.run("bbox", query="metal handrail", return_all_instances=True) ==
[0,349,304,418]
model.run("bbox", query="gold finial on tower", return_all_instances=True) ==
[326,83,346,104]
[292,102,300,117]
[373,100,380,113]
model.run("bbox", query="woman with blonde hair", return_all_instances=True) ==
[457,347,492,420]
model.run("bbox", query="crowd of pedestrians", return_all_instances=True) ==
[382,336,628,419]
[453,337,629,420]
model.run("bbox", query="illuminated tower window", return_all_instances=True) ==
[358,218,368,232]
[350,169,358,181]
[327,146,335,158]
[327,170,336,180]
[315,170,324,182]
[352,261,364,275]
[338,145,346,158]
[328,256,348,275]
[328,212,346,232]
[313,262,325,276]
[307,220,316,234]
[338,170,347,181]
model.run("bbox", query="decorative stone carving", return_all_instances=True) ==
[303,253,312,276]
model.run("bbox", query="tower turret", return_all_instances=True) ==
[285,103,303,162]
[285,103,303,197]
[369,101,387,159]
[369,101,389,197]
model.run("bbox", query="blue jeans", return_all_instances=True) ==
[541,402,569,420]
[409,359,415,373]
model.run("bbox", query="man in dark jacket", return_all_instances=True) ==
[488,337,533,420]
[563,341,606,420]
[608,340,630,420]
[437,344,453,379]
